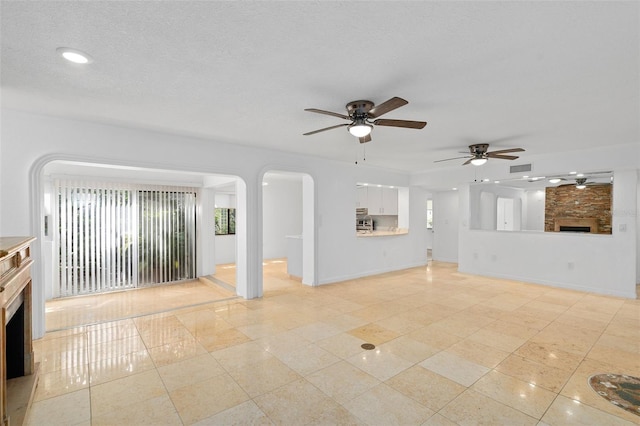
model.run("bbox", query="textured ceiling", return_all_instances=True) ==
[1,1,638,173]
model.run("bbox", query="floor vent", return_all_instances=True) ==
[510,163,532,173]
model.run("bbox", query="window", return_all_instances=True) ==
[215,208,236,235]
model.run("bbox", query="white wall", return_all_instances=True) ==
[198,188,216,276]
[397,187,409,229]
[524,190,545,231]
[432,190,459,263]
[262,178,302,259]
[458,170,638,298]
[470,184,525,231]
[215,236,236,265]
[0,109,427,337]
[414,143,639,299]
[214,192,237,265]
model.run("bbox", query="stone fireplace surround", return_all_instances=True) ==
[1,237,37,426]
[544,184,612,234]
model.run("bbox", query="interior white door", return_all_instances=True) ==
[497,197,515,231]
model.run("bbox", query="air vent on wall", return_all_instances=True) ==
[510,163,532,173]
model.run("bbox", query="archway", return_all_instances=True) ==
[30,157,248,334]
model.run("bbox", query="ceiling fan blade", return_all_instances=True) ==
[303,123,349,136]
[486,153,519,160]
[487,148,525,155]
[359,134,372,144]
[304,108,350,120]
[373,119,427,129]
[434,156,471,163]
[368,97,408,118]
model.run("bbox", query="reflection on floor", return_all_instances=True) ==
[214,262,237,287]
[32,261,639,425]
[215,258,299,294]
[45,280,236,331]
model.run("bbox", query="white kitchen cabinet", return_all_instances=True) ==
[367,187,383,213]
[356,186,368,208]
[356,185,398,214]
[365,186,397,215]
[382,187,398,215]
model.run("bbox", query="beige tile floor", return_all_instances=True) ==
[45,279,237,331]
[29,261,640,425]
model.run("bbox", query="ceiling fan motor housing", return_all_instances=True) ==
[470,143,489,157]
[346,100,375,119]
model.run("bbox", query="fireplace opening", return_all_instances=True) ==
[6,298,25,380]
[559,226,591,233]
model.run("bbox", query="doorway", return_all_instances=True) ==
[497,197,515,231]
[262,171,315,291]
[38,160,246,330]
[426,197,433,261]
[496,196,522,231]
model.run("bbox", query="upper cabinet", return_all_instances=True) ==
[382,187,398,215]
[356,186,369,208]
[364,186,398,215]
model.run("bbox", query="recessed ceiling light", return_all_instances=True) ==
[494,180,500,184]
[576,173,584,177]
[57,47,93,64]
[483,178,490,182]
[262,182,269,186]
[523,175,529,179]
[452,187,457,191]
[569,171,577,175]
[549,178,562,184]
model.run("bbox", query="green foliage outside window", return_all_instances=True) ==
[215,208,236,235]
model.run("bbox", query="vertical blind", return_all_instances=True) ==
[55,179,197,297]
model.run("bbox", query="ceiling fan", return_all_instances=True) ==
[435,143,525,166]
[303,97,427,143]
[565,177,611,189]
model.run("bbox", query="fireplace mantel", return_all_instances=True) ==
[554,217,599,233]
[1,237,37,426]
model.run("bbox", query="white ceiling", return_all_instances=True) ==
[2,2,638,173]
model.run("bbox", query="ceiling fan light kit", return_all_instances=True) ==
[304,97,426,144]
[56,47,93,64]
[575,178,587,189]
[470,158,488,166]
[348,120,373,137]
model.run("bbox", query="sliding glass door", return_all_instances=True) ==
[55,180,196,297]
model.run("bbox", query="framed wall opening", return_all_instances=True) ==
[34,159,247,331]
[262,170,315,293]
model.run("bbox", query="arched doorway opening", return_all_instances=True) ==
[32,158,248,332]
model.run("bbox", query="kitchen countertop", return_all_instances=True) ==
[356,229,408,237]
